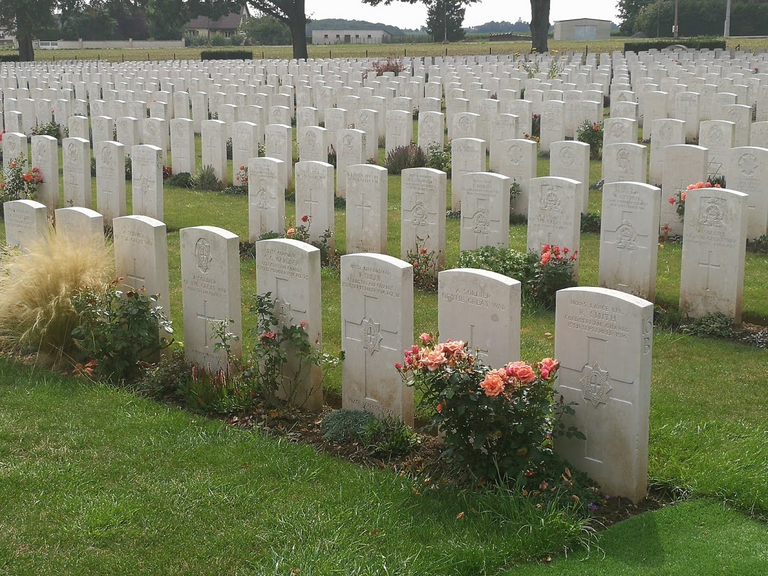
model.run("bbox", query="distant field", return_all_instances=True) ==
[24,36,768,63]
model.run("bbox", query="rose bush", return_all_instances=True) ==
[397,336,584,483]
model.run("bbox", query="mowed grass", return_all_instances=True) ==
[0,363,592,575]
[0,86,766,571]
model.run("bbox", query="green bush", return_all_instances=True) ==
[0,54,19,62]
[134,347,192,400]
[385,143,427,175]
[681,312,734,339]
[71,282,173,383]
[580,212,602,233]
[196,165,224,191]
[167,172,195,188]
[426,142,451,176]
[320,409,377,443]
[200,49,253,61]
[457,245,578,310]
[624,39,726,53]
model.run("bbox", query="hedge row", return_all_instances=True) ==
[0,54,20,63]
[624,39,726,53]
[200,49,253,61]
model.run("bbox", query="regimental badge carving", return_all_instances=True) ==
[614,220,637,250]
[581,362,612,407]
[738,153,758,177]
[610,122,624,139]
[254,188,273,209]
[508,144,522,165]
[540,185,562,212]
[343,133,354,150]
[616,147,630,169]
[410,201,428,227]
[195,238,212,273]
[699,197,725,228]
[472,209,490,235]
[659,123,673,140]
[560,146,575,167]
[709,125,723,142]
[360,316,383,355]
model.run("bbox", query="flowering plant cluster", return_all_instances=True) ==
[531,113,541,138]
[576,120,604,159]
[405,236,438,292]
[531,245,578,309]
[236,165,249,188]
[0,156,42,203]
[368,56,405,76]
[397,335,583,482]
[286,214,311,243]
[668,179,722,221]
[162,166,173,180]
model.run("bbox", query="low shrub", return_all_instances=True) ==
[71,281,173,383]
[681,312,734,339]
[426,141,451,176]
[576,120,603,160]
[167,172,195,188]
[0,156,42,203]
[397,337,584,485]
[320,409,377,443]
[457,245,577,309]
[580,212,602,233]
[385,143,427,175]
[196,165,224,191]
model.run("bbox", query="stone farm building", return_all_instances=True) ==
[184,6,250,39]
[311,30,393,45]
[553,18,612,41]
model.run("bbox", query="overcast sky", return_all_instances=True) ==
[304,0,622,29]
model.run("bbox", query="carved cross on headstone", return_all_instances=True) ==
[196,299,218,349]
[698,250,721,291]
[560,336,635,465]
[125,257,146,289]
[344,294,399,402]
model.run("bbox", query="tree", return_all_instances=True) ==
[426,0,466,42]
[529,0,550,53]
[241,15,292,45]
[246,1,308,59]
[617,0,654,35]
[0,0,58,61]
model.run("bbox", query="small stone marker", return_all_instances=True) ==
[180,225,242,372]
[341,253,414,426]
[555,286,653,503]
[248,157,285,241]
[131,144,164,221]
[438,268,521,368]
[256,238,323,412]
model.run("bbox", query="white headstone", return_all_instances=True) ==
[341,253,414,426]
[401,167,447,271]
[438,268,521,368]
[460,172,510,251]
[3,199,48,250]
[131,144,164,220]
[180,225,243,372]
[599,182,661,300]
[555,287,653,503]
[248,156,285,241]
[346,164,388,253]
[294,160,335,249]
[256,238,323,412]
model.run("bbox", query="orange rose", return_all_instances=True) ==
[480,371,505,397]
[422,348,446,371]
[506,361,536,384]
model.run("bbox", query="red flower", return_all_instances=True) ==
[301,214,309,223]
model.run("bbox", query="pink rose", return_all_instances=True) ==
[540,358,559,379]
[419,332,431,344]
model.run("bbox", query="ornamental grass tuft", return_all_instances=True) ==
[0,228,113,366]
